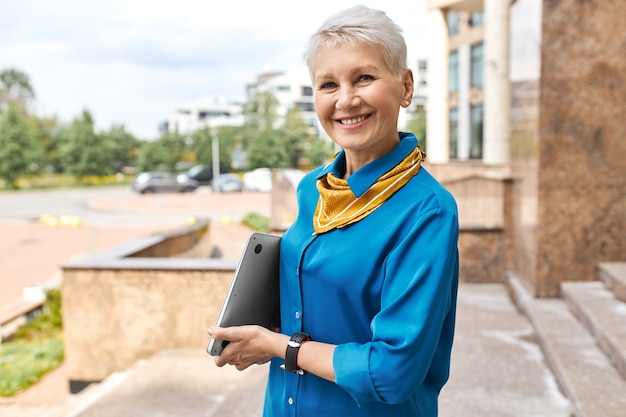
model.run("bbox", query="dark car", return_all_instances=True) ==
[187,165,229,185]
[131,172,199,194]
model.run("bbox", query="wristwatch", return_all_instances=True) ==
[282,332,310,375]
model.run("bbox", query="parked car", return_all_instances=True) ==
[186,165,228,186]
[243,168,272,192]
[131,172,199,194]
[214,173,244,192]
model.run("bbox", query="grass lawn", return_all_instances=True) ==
[0,289,64,397]
[0,338,64,396]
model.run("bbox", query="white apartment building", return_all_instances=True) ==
[425,0,514,165]
[245,69,322,139]
[158,96,245,136]
[159,69,321,138]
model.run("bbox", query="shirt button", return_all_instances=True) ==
[295,311,300,319]
[288,397,294,405]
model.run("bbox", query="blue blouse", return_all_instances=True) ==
[263,133,459,417]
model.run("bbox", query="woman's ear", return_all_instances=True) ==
[402,69,414,107]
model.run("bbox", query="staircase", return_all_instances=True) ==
[507,262,626,417]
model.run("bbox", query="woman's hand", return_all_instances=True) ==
[208,325,337,382]
[208,325,288,371]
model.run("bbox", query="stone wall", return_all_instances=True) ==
[62,265,235,388]
[61,220,239,392]
[534,1,626,296]
[458,228,506,283]
[441,173,514,283]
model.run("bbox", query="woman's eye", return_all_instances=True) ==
[357,75,374,82]
[320,82,336,89]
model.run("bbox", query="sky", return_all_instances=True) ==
[1,0,430,140]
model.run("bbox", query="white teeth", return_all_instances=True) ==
[340,116,366,125]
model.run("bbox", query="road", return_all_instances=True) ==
[0,185,219,227]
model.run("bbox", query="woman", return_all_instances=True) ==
[209,6,459,416]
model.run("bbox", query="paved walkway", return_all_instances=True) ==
[0,189,576,417]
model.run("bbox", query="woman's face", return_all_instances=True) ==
[312,41,413,167]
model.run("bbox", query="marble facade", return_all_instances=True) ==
[511,0,626,296]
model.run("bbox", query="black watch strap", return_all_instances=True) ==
[283,332,310,375]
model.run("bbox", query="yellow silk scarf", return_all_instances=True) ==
[313,146,425,234]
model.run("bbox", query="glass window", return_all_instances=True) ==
[470,13,484,26]
[449,50,459,93]
[301,86,313,96]
[297,102,315,112]
[470,105,483,159]
[447,12,460,35]
[471,43,484,87]
[449,108,458,159]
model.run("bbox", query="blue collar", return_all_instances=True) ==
[317,132,418,198]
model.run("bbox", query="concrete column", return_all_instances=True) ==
[426,9,450,163]
[457,44,471,160]
[483,0,511,164]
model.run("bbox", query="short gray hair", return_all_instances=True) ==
[304,6,408,78]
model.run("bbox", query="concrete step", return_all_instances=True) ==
[45,349,267,417]
[598,262,626,303]
[508,275,626,417]
[561,281,626,381]
[439,284,573,417]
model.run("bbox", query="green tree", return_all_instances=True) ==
[405,107,427,153]
[101,124,141,172]
[0,106,39,188]
[243,91,280,131]
[279,106,313,168]
[191,128,212,166]
[158,131,187,172]
[26,115,62,173]
[215,125,239,169]
[136,140,170,172]
[190,126,236,170]
[305,138,336,168]
[0,68,35,112]
[58,110,114,179]
[247,129,289,169]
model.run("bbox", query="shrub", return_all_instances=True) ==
[241,213,270,232]
[0,338,64,396]
[0,289,64,396]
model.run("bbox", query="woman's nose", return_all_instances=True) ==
[336,86,359,110]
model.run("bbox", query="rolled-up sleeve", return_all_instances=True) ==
[333,206,459,406]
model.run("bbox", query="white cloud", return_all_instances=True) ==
[0,0,429,140]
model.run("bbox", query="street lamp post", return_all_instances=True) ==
[211,127,221,193]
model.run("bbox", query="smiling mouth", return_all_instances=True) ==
[338,115,369,125]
